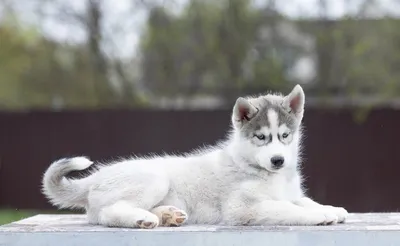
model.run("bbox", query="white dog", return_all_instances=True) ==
[42,84,348,229]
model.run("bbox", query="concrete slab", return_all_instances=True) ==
[1,213,400,246]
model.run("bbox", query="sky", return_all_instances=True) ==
[3,0,400,59]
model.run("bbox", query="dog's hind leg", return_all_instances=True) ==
[151,205,188,227]
[98,200,160,229]
[89,171,171,228]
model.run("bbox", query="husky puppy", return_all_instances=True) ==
[42,84,348,228]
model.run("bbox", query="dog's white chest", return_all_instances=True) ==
[239,173,302,202]
[266,174,303,201]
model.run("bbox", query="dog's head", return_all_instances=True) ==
[230,84,305,173]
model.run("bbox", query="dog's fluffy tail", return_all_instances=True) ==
[41,157,94,209]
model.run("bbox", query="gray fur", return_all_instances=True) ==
[41,84,348,229]
[241,98,298,140]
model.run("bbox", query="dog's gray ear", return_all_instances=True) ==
[283,84,305,121]
[232,97,258,128]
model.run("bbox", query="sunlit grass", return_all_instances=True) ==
[0,209,79,225]
[0,209,37,225]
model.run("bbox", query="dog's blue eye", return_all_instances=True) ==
[282,133,289,139]
[255,134,265,140]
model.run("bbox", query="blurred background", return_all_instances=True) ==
[1,0,400,225]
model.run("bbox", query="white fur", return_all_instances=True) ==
[41,85,348,228]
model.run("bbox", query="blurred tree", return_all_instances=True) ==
[0,20,105,109]
[297,0,400,102]
[2,0,400,110]
[0,0,144,110]
[299,17,400,99]
[139,0,294,107]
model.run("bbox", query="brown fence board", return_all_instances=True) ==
[0,108,399,212]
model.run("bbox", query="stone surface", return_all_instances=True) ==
[1,213,400,246]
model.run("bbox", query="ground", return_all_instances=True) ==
[2,213,400,246]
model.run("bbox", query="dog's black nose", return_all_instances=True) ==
[271,156,284,168]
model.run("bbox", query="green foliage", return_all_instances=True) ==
[139,0,292,105]
[2,0,400,110]
[299,17,400,99]
[0,17,143,110]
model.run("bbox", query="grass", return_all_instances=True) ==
[0,209,79,225]
[0,209,38,225]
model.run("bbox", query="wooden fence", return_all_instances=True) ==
[1,107,399,212]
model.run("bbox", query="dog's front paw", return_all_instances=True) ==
[325,206,348,223]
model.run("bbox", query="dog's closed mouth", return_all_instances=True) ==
[249,163,270,172]
[249,163,281,174]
